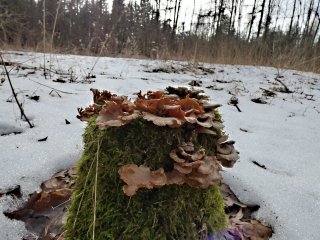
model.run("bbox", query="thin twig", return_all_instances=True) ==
[275,77,292,93]
[0,55,34,128]
[56,231,66,240]
[93,138,101,240]
[234,104,242,112]
[39,65,65,75]
[73,140,96,229]
[49,89,61,97]
[87,38,107,77]
[87,11,125,77]
[7,56,43,73]
[43,0,47,78]
[51,198,71,210]
[49,0,61,77]
[28,79,77,95]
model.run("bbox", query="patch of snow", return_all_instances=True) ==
[0,121,23,136]
[0,50,320,239]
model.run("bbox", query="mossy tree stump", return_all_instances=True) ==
[65,88,239,240]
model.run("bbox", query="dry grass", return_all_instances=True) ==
[2,37,320,73]
[166,37,320,73]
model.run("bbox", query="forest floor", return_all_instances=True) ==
[0,51,320,240]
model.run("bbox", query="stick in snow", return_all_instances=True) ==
[0,55,34,128]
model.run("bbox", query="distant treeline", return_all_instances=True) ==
[1,0,320,72]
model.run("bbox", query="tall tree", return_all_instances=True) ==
[312,1,320,42]
[172,0,182,35]
[229,0,237,34]
[257,0,267,38]
[237,0,244,36]
[288,0,298,36]
[310,0,320,34]
[304,0,315,36]
[110,0,127,52]
[216,0,225,34]
[263,0,275,39]
[247,0,257,40]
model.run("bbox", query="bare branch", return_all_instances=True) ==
[0,54,34,128]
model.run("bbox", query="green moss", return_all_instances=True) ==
[65,118,227,240]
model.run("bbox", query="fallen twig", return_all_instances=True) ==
[29,79,77,95]
[49,89,62,97]
[275,77,293,93]
[0,55,34,128]
[251,97,268,104]
[260,88,276,97]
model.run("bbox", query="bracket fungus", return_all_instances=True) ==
[216,135,240,167]
[118,164,167,196]
[170,143,222,189]
[78,88,227,131]
[119,143,223,196]
[67,87,239,240]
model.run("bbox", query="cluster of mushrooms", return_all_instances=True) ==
[78,88,239,197]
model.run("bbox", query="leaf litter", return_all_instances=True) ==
[4,168,272,240]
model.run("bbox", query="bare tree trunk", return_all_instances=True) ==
[263,0,274,39]
[154,0,161,22]
[211,0,218,35]
[247,0,257,41]
[304,0,315,35]
[257,0,267,38]
[164,0,169,21]
[273,1,281,32]
[190,0,196,32]
[296,0,302,32]
[216,0,224,34]
[229,0,236,34]
[288,0,297,36]
[172,0,182,35]
[173,0,178,34]
[310,0,320,33]
[237,0,244,36]
[231,0,238,34]
[312,16,320,43]
[280,2,289,32]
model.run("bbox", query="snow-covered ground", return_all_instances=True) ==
[0,51,319,240]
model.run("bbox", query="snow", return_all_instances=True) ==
[0,51,320,240]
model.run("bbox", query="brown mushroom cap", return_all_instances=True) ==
[169,143,223,189]
[118,164,167,196]
[118,143,226,196]
[80,89,227,132]
[96,102,140,129]
[216,135,240,167]
[165,170,185,185]
[142,112,182,128]
[77,105,97,121]
[186,170,221,189]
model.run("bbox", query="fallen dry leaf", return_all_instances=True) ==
[239,220,273,240]
[0,185,22,198]
[4,167,76,238]
[4,166,272,240]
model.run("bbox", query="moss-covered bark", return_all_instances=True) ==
[65,118,226,240]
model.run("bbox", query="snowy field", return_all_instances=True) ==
[0,51,319,240]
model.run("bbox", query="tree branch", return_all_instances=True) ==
[0,54,34,128]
